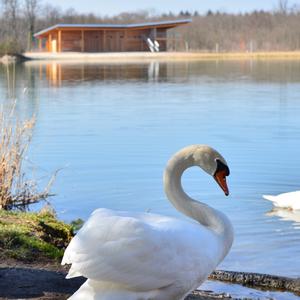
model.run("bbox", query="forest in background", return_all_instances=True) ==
[1,0,300,54]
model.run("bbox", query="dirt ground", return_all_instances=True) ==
[0,261,232,300]
[0,260,84,300]
[1,261,298,300]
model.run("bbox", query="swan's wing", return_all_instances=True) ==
[62,208,218,291]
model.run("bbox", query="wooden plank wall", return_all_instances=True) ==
[61,31,82,51]
[157,28,167,51]
[44,27,167,52]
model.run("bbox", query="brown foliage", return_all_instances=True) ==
[0,111,54,210]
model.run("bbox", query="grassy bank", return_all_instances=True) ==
[0,209,74,262]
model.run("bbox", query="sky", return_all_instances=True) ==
[48,0,300,15]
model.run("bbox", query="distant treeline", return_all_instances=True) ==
[1,0,300,54]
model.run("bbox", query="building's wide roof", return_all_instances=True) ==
[34,19,192,37]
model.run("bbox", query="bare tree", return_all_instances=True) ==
[2,0,20,41]
[41,4,62,26]
[278,0,289,14]
[24,0,39,50]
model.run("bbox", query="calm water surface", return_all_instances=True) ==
[1,59,300,280]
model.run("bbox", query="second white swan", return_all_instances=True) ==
[263,191,300,210]
[62,145,234,300]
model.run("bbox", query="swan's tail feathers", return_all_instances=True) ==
[67,280,93,300]
[61,254,68,265]
[61,251,73,266]
[61,250,82,279]
[263,195,277,202]
[66,267,82,279]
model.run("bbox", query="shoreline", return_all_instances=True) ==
[0,263,299,300]
[21,51,300,63]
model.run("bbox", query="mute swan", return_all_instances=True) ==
[263,191,300,210]
[62,145,234,300]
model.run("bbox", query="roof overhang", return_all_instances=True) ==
[34,19,192,38]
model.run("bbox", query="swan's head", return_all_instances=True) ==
[166,145,230,196]
[192,145,230,196]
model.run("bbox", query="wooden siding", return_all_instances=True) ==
[157,28,167,51]
[38,27,173,52]
[61,31,81,51]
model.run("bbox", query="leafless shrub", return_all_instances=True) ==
[0,109,55,210]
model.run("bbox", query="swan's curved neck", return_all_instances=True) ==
[163,148,233,261]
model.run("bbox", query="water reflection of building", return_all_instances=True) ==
[46,62,62,86]
[35,61,167,86]
[26,59,300,87]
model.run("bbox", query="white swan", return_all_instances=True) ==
[263,191,300,210]
[62,145,234,300]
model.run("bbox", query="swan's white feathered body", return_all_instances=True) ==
[63,145,234,300]
[63,208,227,300]
[263,191,300,210]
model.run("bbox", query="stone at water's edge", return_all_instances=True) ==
[0,55,17,64]
[0,54,28,64]
[210,270,300,295]
[186,290,232,299]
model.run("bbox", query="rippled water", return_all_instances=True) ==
[1,59,300,279]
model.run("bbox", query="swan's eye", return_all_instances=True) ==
[215,159,230,176]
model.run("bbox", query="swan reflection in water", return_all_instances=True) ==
[266,208,300,229]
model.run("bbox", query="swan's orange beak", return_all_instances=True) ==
[213,170,229,196]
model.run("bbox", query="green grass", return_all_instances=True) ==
[0,210,74,262]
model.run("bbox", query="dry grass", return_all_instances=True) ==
[0,109,54,210]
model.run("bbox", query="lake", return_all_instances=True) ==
[1,59,300,282]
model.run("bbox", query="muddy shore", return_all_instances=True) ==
[0,263,299,300]
[0,266,228,300]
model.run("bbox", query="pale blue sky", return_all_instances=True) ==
[48,0,300,15]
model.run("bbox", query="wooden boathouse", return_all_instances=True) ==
[34,19,191,53]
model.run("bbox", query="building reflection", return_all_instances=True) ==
[45,62,61,86]
[27,61,170,87]
[22,58,300,88]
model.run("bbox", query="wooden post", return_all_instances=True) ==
[48,34,52,52]
[81,30,85,52]
[151,28,157,40]
[58,30,62,52]
[103,30,106,51]
[38,38,42,51]
[123,30,127,51]
[98,30,102,52]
